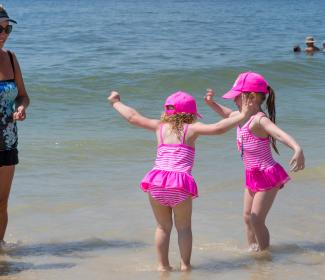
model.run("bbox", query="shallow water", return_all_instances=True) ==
[1,0,325,279]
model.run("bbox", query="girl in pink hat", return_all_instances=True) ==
[205,72,305,252]
[108,90,251,271]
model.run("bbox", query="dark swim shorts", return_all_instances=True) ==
[0,148,19,166]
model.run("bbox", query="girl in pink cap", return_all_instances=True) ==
[108,90,251,271]
[205,72,305,252]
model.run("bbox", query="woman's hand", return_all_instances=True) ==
[108,91,121,105]
[289,148,305,172]
[204,88,215,105]
[13,105,26,121]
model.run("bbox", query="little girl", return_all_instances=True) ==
[205,72,305,252]
[108,90,251,271]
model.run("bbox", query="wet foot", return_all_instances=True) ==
[248,243,260,252]
[0,240,19,253]
[180,263,192,272]
[157,265,173,272]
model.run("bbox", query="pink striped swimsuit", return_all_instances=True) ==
[140,124,198,207]
[237,112,290,192]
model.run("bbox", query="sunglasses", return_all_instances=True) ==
[0,25,13,35]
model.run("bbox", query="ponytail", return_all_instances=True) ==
[266,86,279,154]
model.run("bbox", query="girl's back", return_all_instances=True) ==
[154,123,195,174]
[156,122,197,148]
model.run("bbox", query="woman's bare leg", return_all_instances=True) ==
[0,165,15,241]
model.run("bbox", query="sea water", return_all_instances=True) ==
[1,0,325,279]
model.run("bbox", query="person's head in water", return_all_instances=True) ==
[305,36,315,47]
[305,36,320,53]
[293,45,301,53]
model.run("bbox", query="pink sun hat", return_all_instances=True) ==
[222,72,269,99]
[164,91,202,118]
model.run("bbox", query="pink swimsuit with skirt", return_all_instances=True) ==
[237,112,290,192]
[140,124,198,207]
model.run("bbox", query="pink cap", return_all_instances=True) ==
[222,72,269,99]
[164,91,202,118]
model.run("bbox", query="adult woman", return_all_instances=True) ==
[0,5,29,245]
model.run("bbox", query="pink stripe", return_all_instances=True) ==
[149,186,190,207]
[154,144,195,173]
[237,114,276,170]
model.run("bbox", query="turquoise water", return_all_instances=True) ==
[1,0,325,279]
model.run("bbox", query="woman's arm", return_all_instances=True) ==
[12,52,30,121]
[204,88,233,118]
[108,91,160,131]
[259,117,305,172]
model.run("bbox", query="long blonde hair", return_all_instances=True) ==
[160,113,197,140]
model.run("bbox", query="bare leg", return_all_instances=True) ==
[250,188,278,251]
[148,194,173,272]
[243,188,257,250]
[173,197,192,272]
[0,166,15,241]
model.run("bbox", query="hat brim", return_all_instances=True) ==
[0,18,17,24]
[222,89,242,99]
[165,108,202,118]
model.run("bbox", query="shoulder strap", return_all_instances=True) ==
[245,112,266,127]
[255,112,267,125]
[255,111,266,118]
[7,51,15,79]
[159,124,164,144]
[181,124,189,144]
[241,115,255,129]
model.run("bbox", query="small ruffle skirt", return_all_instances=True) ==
[245,163,290,192]
[140,169,198,197]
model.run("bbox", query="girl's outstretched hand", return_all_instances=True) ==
[289,149,305,172]
[240,94,253,117]
[204,88,215,105]
[108,91,121,105]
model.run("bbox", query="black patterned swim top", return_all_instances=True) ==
[0,51,18,151]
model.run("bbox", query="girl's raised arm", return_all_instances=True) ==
[192,113,244,135]
[108,91,160,131]
[259,117,305,172]
[194,94,251,135]
[204,89,234,118]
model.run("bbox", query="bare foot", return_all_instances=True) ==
[180,263,192,272]
[248,243,260,252]
[157,265,173,272]
[0,240,19,253]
